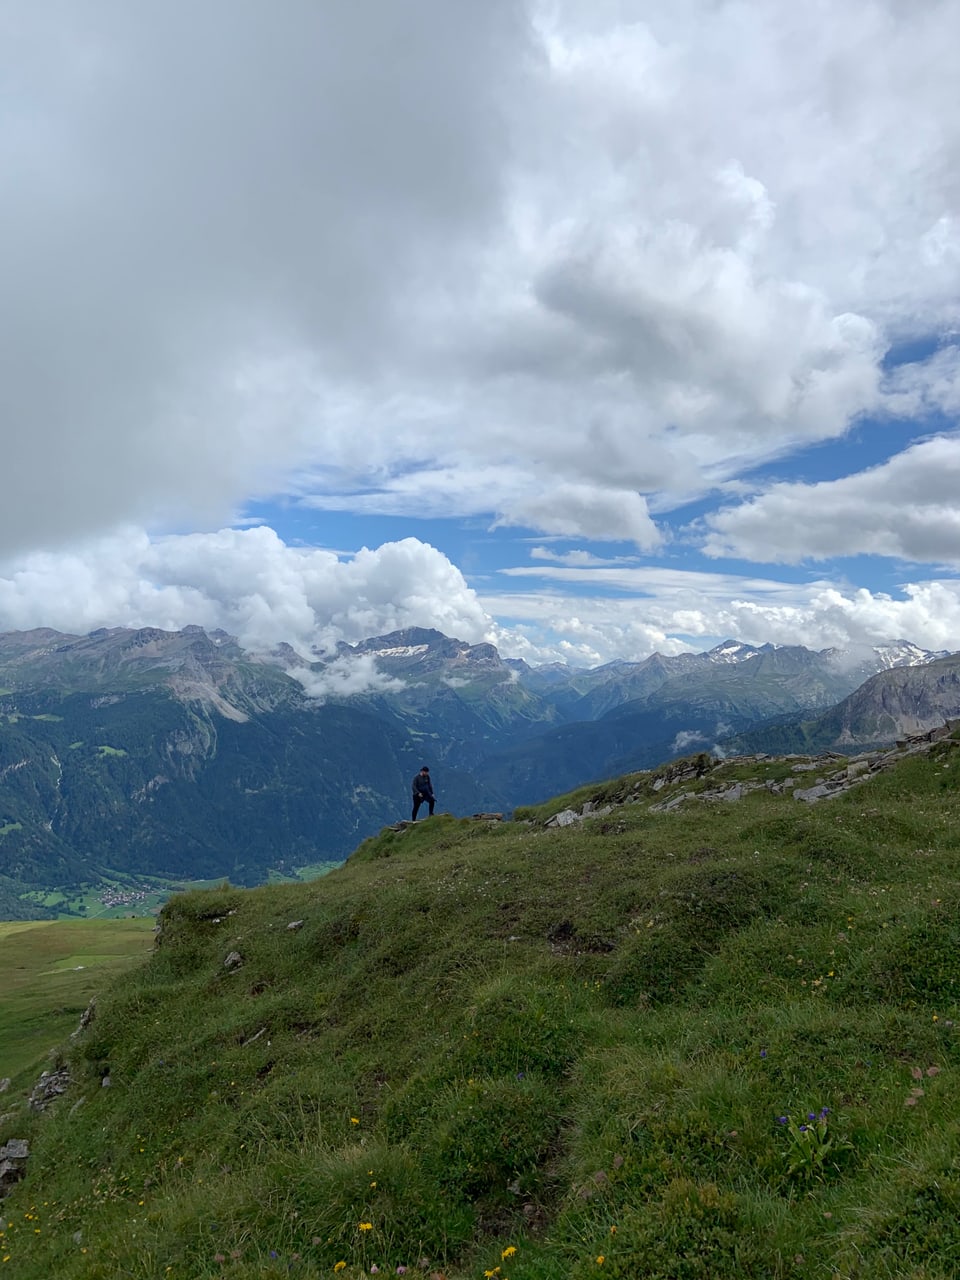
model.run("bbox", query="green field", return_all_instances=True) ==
[9,865,341,923]
[0,918,156,1088]
[4,743,960,1278]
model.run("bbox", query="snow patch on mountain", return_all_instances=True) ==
[365,644,431,659]
[825,639,949,674]
[870,641,948,669]
[708,641,765,664]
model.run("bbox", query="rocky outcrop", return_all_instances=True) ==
[387,813,503,833]
[545,803,614,828]
[536,722,960,824]
[69,997,96,1040]
[0,1139,29,1198]
[28,1066,71,1112]
[791,723,960,804]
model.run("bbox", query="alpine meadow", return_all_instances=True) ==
[3,730,960,1279]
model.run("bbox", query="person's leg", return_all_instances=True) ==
[428,798,435,816]
[412,796,422,821]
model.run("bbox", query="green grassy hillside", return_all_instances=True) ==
[0,919,156,1087]
[3,744,960,1278]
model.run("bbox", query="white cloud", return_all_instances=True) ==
[530,546,633,566]
[0,1,528,554]
[0,528,492,654]
[883,345,960,418]
[703,435,960,565]
[0,526,958,669]
[1,0,960,669]
[293,654,405,701]
[497,564,814,598]
[285,0,959,533]
[495,484,662,545]
[480,571,960,661]
[672,729,709,753]
[2,0,959,559]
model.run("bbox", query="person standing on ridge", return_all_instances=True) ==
[411,765,435,821]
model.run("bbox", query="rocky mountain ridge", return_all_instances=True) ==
[730,651,960,756]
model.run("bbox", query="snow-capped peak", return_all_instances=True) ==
[709,641,761,664]
[870,641,948,669]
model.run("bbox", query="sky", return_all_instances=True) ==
[2,0,960,670]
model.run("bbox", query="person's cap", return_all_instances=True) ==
[421,765,429,771]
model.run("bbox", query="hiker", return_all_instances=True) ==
[411,765,436,821]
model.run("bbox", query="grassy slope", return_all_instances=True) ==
[0,919,156,1087]
[2,746,960,1278]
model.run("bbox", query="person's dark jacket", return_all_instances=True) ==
[412,771,434,800]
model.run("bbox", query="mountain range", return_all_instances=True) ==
[0,623,955,917]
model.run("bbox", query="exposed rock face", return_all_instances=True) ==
[545,808,581,828]
[544,804,614,827]
[0,1139,30,1199]
[834,662,960,745]
[29,1067,71,1112]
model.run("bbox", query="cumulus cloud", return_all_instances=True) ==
[0,528,492,654]
[481,571,960,661]
[3,0,960,561]
[703,435,960,565]
[1,525,958,668]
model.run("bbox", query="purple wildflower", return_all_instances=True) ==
[776,1116,788,1125]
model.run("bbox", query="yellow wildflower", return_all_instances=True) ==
[334,1264,346,1273]
[502,1246,517,1258]
[358,1222,373,1231]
